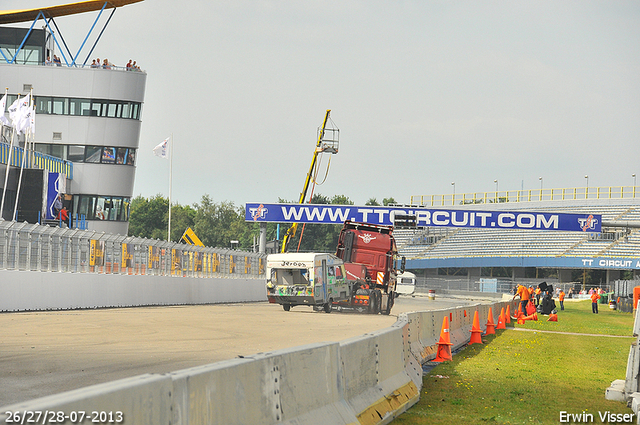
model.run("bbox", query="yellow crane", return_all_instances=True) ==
[281,110,339,252]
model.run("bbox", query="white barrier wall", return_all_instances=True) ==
[0,270,266,311]
[606,306,640,416]
[0,300,511,425]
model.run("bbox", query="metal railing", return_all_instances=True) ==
[0,220,265,277]
[411,186,640,207]
[0,140,73,179]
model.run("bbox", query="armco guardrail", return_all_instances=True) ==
[0,300,510,425]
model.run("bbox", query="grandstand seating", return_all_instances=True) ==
[395,202,640,260]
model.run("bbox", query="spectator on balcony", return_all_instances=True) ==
[45,56,52,66]
[53,194,62,218]
[90,59,98,68]
[53,55,61,66]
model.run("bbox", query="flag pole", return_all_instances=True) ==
[13,88,33,221]
[1,90,16,220]
[168,133,173,242]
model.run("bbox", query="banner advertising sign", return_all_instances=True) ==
[230,255,236,274]
[245,203,602,233]
[212,253,219,273]
[171,249,182,273]
[193,252,203,272]
[121,243,133,268]
[89,239,104,266]
[46,172,66,220]
[147,246,159,269]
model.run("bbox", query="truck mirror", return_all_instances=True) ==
[401,256,406,274]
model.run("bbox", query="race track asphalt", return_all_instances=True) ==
[0,295,489,406]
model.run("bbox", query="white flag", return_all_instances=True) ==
[18,93,30,110]
[0,94,8,126]
[10,93,30,130]
[153,137,170,159]
[17,107,32,135]
[7,98,20,125]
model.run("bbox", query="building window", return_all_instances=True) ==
[4,95,141,120]
[32,143,136,166]
[85,146,102,163]
[101,147,116,163]
[68,145,85,162]
[73,195,131,222]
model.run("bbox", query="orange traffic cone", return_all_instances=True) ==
[434,316,453,362]
[526,300,536,316]
[485,308,496,335]
[515,302,524,319]
[521,312,538,322]
[496,307,506,329]
[469,310,483,344]
[547,313,558,322]
[505,305,511,325]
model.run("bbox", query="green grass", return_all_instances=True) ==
[393,300,635,425]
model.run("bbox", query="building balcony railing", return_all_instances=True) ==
[0,141,73,179]
[410,187,640,207]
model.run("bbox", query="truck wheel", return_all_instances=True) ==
[283,304,291,311]
[324,302,332,313]
[383,292,394,315]
[368,291,380,314]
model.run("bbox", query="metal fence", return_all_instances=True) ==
[0,220,266,278]
[411,185,640,207]
[416,275,613,296]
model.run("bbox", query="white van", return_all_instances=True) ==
[396,271,416,296]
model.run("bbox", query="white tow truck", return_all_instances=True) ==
[265,252,352,313]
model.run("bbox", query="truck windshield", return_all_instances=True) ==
[271,268,310,286]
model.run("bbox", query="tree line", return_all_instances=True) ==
[127,194,397,252]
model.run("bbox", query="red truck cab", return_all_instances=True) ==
[335,221,404,314]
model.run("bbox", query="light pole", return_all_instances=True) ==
[633,174,636,187]
[539,176,543,201]
[451,182,455,205]
[494,179,498,203]
[584,175,589,199]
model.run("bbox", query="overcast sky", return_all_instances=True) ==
[5,1,640,207]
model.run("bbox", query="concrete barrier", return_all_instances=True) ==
[0,300,511,425]
[0,270,266,311]
[0,374,173,424]
[606,306,640,414]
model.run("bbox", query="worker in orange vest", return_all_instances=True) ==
[591,291,601,314]
[558,290,565,311]
[535,287,542,306]
[513,284,530,314]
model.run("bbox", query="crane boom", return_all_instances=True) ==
[281,110,336,253]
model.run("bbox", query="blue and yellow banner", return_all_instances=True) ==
[245,203,602,233]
